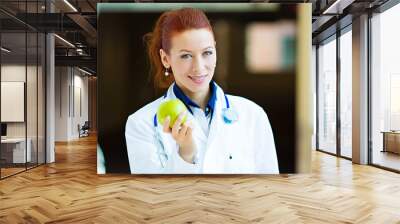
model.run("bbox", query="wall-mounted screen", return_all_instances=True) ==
[97,3,312,174]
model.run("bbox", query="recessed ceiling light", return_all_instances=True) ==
[1,47,11,53]
[54,34,75,48]
[77,67,93,76]
[322,0,352,14]
[63,0,78,12]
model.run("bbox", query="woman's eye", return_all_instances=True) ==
[204,51,213,56]
[180,54,191,59]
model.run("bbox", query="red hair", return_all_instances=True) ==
[144,8,214,93]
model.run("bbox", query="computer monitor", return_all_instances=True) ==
[1,123,7,137]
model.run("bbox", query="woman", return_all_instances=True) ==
[125,7,279,174]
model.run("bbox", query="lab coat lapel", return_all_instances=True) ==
[157,93,175,155]
[206,84,225,147]
[186,111,207,143]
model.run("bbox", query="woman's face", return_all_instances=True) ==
[160,28,217,95]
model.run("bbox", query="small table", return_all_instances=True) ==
[1,138,32,163]
[381,131,400,154]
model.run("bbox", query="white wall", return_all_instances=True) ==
[55,66,69,141]
[1,65,26,135]
[55,66,89,141]
[72,72,89,138]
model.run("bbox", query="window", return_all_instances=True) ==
[371,2,400,171]
[340,29,352,158]
[317,37,337,154]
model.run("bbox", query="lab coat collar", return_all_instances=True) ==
[164,81,225,117]
[163,82,226,147]
[172,81,217,117]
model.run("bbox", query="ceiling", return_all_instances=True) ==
[0,0,393,75]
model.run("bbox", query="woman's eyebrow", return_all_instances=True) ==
[179,46,214,52]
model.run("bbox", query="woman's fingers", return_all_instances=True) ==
[186,125,192,137]
[177,124,189,142]
[172,111,186,139]
[162,116,171,133]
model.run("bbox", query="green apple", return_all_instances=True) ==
[157,99,187,128]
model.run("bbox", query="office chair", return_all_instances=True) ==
[79,121,90,138]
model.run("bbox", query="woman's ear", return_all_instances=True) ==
[159,49,170,68]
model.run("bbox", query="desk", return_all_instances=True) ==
[1,138,31,163]
[382,131,400,154]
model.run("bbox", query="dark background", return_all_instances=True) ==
[98,5,297,173]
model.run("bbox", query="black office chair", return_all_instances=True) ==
[78,121,90,138]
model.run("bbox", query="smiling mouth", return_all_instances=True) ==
[189,75,208,84]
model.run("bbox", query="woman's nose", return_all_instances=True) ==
[192,58,206,74]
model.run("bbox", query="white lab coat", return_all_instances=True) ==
[125,83,279,174]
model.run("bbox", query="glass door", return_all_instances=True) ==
[0,1,47,179]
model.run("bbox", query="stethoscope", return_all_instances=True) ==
[153,93,238,168]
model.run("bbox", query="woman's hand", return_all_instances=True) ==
[162,111,196,163]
